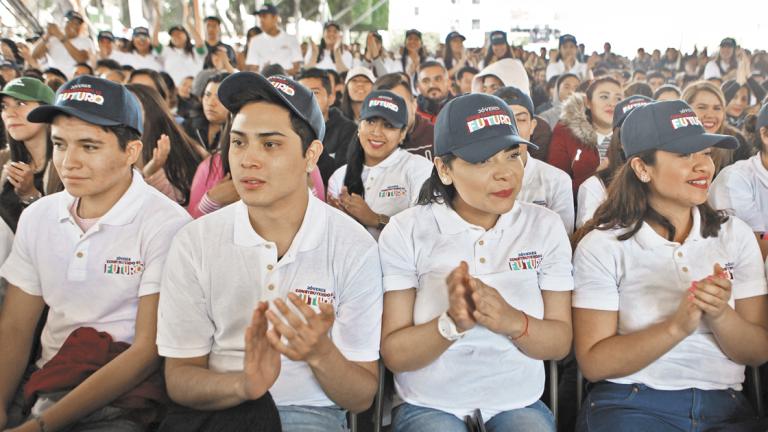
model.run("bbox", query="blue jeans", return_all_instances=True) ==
[392,400,555,432]
[277,405,347,432]
[576,382,765,432]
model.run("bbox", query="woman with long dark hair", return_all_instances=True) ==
[443,31,476,79]
[126,83,206,205]
[572,100,768,431]
[380,93,572,431]
[340,67,375,122]
[305,21,352,73]
[154,24,206,86]
[327,90,431,239]
[0,77,59,232]
[704,38,738,80]
[122,26,163,71]
[545,34,591,82]
[399,29,429,85]
[481,31,513,69]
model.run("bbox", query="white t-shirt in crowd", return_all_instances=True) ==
[46,36,93,78]
[0,218,13,267]
[0,172,190,367]
[572,207,768,391]
[305,48,353,72]
[546,59,591,82]
[245,31,302,71]
[709,154,768,233]
[157,45,206,85]
[105,50,131,66]
[122,51,163,72]
[576,175,607,229]
[156,196,383,407]
[517,157,575,233]
[327,148,433,239]
[704,59,734,80]
[378,201,573,420]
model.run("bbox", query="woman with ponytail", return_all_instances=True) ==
[327,90,431,239]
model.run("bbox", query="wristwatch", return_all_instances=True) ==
[377,213,389,230]
[438,311,467,341]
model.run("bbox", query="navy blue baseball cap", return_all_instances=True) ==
[217,72,325,141]
[757,103,768,131]
[720,37,737,48]
[204,15,222,23]
[559,34,577,47]
[255,3,278,15]
[405,29,422,39]
[490,31,507,45]
[445,31,465,44]
[323,21,341,31]
[132,27,150,38]
[435,93,537,164]
[65,11,84,23]
[613,95,653,129]
[620,100,738,158]
[493,86,535,116]
[360,90,407,129]
[97,31,115,41]
[27,75,143,135]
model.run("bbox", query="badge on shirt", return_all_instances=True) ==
[379,185,407,198]
[103,257,144,275]
[293,286,334,311]
[508,251,542,271]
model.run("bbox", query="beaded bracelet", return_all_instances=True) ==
[510,310,529,341]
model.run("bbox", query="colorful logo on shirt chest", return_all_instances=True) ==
[379,185,407,198]
[293,286,334,307]
[103,257,144,275]
[509,251,542,271]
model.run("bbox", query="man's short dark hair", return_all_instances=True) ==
[261,64,286,78]
[455,66,478,82]
[74,63,94,75]
[43,67,67,81]
[418,60,447,76]
[374,73,413,96]
[104,124,141,150]
[95,59,122,72]
[647,70,665,81]
[297,68,332,96]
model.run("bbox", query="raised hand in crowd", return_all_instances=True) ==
[3,161,40,201]
[265,293,336,364]
[336,186,379,227]
[211,46,235,72]
[142,134,171,178]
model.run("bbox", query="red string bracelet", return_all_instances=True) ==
[510,310,529,341]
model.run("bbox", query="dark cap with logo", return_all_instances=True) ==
[323,21,341,31]
[490,31,507,45]
[97,30,115,41]
[132,27,150,38]
[255,3,278,15]
[620,100,738,158]
[445,31,465,44]
[613,95,653,129]
[27,75,143,135]
[405,29,422,39]
[493,86,534,117]
[559,34,577,47]
[217,72,325,141]
[168,25,186,35]
[65,11,84,22]
[359,90,407,129]
[435,93,538,164]
[720,37,737,47]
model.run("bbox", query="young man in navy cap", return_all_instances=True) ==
[32,11,93,78]
[157,72,381,431]
[0,76,190,431]
[245,3,302,75]
[95,30,128,65]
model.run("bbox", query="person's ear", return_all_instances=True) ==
[530,116,538,132]
[629,157,651,183]
[434,157,453,185]
[304,139,324,173]
[125,139,143,166]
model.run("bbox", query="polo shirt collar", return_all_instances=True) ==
[634,206,703,250]
[233,195,326,254]
[432,201,519,235]
[368,148,406,170]
[57,169,148,226]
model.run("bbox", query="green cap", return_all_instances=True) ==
[0,77,55,105]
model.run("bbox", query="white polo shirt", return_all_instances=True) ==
[517,157,575,233]
[46,36,93,78]
[156,196,383,407]
[157,46,205,85]
[122,51,163,72]
[573,207,768,391]
[304,49,353,72]
[379,201,573,420]
[576,175,607,229]
[0,172,190,367]
[327,148,433,239]
[245,31,302,71]
[709,154,768,233]
[545,59,590,82]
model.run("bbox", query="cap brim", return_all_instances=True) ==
[451,134,538,164]
[662,132,739,155]
[0,90,47,104]
[27,105,122,128]
[359,112,406,130]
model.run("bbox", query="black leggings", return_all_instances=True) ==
[157,393,282,432]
